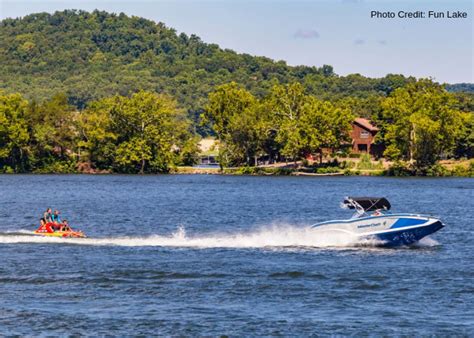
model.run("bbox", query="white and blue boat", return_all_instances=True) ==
[312,197,445,246]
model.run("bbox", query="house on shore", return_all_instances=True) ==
[197,138,219,165]
[351,118,383,157]
[198,118,384,166]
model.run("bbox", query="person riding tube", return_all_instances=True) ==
[43,208,53,223]
[60,220,72,232]
[52,210,62,224]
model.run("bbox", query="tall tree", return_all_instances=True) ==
[81,91,197,173]
[454,112,474,158]
[381,79,463,170]
[27,93,77,167]
[268,82,353,164]
[0,92,30,172]
[268,82,308,163]
[203,82,260,166]
[76,99,118,169]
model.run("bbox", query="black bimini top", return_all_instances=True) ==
[344,197,391,211]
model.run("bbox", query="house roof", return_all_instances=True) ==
[354,118,379,132]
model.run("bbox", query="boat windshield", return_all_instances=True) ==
[343,197,391,218]
[352,209,391,219]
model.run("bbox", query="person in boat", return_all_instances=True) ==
[372,209,382,216]
[42,208,53,224]
[60,220,72,232]
[52,210,62,223]
[49,210,63,231]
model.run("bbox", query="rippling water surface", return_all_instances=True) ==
[0,175,473,335]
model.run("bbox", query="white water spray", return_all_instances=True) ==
[0,224,366,249]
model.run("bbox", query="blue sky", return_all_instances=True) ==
[1,0,472,83]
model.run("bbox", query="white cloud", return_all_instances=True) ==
[293,29,320,39]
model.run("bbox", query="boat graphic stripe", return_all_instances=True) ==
[390,218,427,229]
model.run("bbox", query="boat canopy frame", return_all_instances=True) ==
[343,197,391,215]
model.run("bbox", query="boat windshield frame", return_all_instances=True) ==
[343,197,391,218]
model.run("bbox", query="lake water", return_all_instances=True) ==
[0,175,473,335]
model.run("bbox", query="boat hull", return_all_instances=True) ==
[312,214,444,247]
[372,220,443,246]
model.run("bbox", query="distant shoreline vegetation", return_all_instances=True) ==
[1,81,472,177]
[0,10,473,176]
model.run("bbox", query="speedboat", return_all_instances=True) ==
[312,197,444,246]
[34,222,86,238]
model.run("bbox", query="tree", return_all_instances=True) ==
[26,93,77,170]
[0,92,30,172]
[267,82,308,163]
[454,112,474,158]
[81,91,197,173]
[225,103,267,166]
[76,99,117,169]
[381,79,463,171]
[203,82,260,166]
[315,100,353,158]
[268,82,353,164]
[336,95,383,119]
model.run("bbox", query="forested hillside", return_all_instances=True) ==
[0,10,473,175]
[1,10,417,116]
[446,83,474,93]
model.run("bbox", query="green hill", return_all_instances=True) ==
[446,83,474,93]
[1,10,416,114]
[0,10,472,174]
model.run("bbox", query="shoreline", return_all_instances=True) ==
[1,158,472,177]
[1,167,472,177]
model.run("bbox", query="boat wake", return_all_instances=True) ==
[0,225,437,249]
